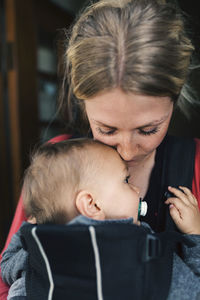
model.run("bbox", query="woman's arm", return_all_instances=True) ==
[1,224,28,285]
[182,234,200,276]
[1,224,28,300]
[169,251,200,300]
[192,138,200,207]
[0,197,26,300]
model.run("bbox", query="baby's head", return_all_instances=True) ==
[22,138,140,224]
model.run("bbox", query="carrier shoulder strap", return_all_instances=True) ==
[163,135,195,188]
[159,135,196,231]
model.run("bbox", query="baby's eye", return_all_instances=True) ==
[124,175,130,184]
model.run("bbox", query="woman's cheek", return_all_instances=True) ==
[95,135,115,146]
[139,132,165,154]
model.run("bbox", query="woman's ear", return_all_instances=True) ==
[75,190,105,220]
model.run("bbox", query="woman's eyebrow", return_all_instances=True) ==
[138,120,165,129]
[92,120,116,129]
[92,115,167,129]
[137,115,169,128]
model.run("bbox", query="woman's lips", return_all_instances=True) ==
[125,155,147,165]
[126,158,142,166]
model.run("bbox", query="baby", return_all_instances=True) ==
[1,138,200,300]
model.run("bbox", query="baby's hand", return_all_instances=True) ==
[27,216,37,224]
[165,186,200,235]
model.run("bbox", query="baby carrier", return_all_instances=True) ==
[21,222,193,300]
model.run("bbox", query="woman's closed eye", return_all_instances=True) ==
[97,127,116,136]
[138,127,159,136]
[97,125,160,137]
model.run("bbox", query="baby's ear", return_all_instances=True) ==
[75,190,105,220]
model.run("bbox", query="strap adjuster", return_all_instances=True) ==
[142,234,161,262]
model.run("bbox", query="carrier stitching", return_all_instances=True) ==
[89,226,104,300]
[31,227,54,300]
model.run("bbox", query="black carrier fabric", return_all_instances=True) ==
[141,135,195,232]
[21,223,192,300]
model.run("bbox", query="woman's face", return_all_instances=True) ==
[85,88,173,167]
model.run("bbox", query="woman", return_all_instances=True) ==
[1,0,200,298]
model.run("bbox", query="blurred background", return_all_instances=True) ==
[0,0,200,251]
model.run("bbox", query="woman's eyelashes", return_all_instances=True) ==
[138,127,159,136]
[96,126,160,137]
[97,127,116,136]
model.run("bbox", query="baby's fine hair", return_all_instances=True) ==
[22,138,112,224]
[58,0,194,133]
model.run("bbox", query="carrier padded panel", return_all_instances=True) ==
[21,223,189,300]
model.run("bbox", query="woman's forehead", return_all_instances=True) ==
[85,88,172,129]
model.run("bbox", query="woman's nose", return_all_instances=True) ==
[116,137,138,161]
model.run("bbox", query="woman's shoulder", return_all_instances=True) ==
[163,135,200,155]
[193,138,200,203]
[165,135,200,154]
[47,134,72,143]
[166,134,196,143]
[161,135,196,156]
[194,138,200,151]
[47,133,86,144]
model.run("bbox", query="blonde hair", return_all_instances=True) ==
[58,0,194,133]
[22,138,112,224]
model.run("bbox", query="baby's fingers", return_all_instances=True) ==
[168,204,181,221]
[167,186,188,205]
[179,186,198,206]
[165,197,186,212]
